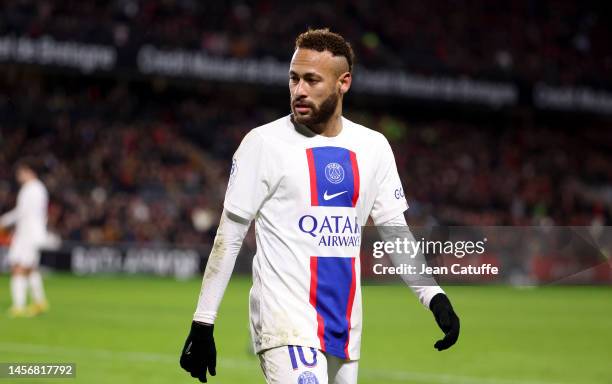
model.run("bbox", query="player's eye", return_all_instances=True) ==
[305,77,322,84]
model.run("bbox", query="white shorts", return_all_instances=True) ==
[7,238,41,268]
[258,345,358,384]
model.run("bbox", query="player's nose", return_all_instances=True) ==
[292,79,308,98]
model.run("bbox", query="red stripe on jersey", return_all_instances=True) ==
[309,256,326,351]
[344,257,357,359]
[349,151,360,207]
[306,149,319,206]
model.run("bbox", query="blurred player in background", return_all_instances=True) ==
[1,159,49,318]
[180,29,460,383]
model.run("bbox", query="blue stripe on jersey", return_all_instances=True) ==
[310,147,356,207]
[312,256,354,359]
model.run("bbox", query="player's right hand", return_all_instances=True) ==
[180,321,217,382]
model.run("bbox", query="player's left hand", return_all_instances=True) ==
[429,293,460,351]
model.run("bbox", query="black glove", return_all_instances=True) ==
[429,293,460,351]
[180,321,217,382]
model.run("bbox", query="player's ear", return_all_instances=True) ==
[338,72,352,95]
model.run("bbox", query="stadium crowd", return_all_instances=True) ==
[0,71,610,246]
[1,0,610,84]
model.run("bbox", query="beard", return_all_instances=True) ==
[291,92,339,128]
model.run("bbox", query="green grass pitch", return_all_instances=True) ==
[0,273,610,383]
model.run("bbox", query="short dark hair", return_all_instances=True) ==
[15,157,39,175]
[295,28,355,73]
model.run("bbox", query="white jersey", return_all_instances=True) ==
[1,178,48,245]
[225,115,408,360]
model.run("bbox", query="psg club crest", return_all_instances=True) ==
[297,371,319,384]
[306,146,360,208]
[324,162,345,184]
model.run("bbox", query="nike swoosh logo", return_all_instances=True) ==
[323,190,348,201]
[185,341,192,355]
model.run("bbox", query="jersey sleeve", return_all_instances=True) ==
[223,130,271,221]
[0,208,18,227]
[369,135,409,225]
